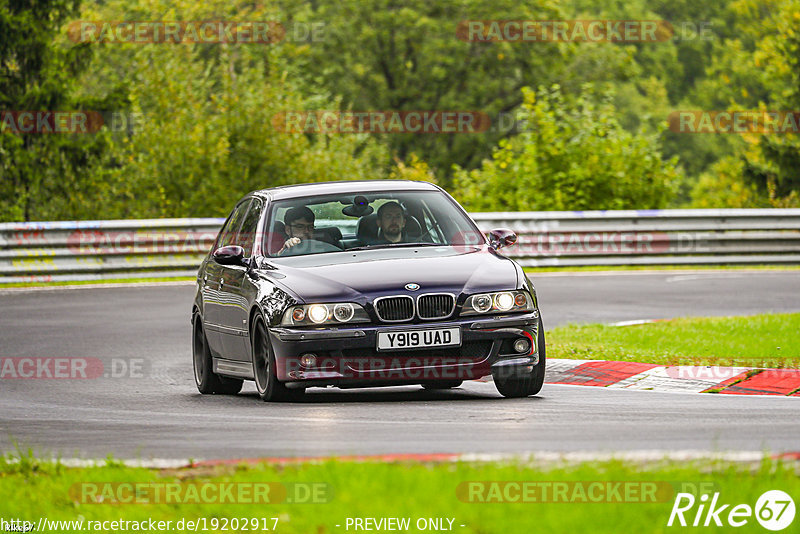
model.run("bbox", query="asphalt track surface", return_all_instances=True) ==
[1,270,799,460]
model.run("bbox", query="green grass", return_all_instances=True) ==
[2,265,798,289]
[548,313,800,367]
[0,276,194,289]
[526,264,800,273]
[1,451,798,534]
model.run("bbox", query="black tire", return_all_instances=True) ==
[192,314,243,395]
[421,380,463,389]
[251,314,305,402]
[493,318,546,398]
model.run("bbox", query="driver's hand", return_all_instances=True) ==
[279,237,301,254]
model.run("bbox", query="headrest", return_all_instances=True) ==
[356,213,421,241]
[356,213,379,240]
[314,226,343,244]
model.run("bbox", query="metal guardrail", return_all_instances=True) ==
[0,218,224,284]
[1,209,799,283]
[471,209,800,268]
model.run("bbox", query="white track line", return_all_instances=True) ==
[15,450,793,468]
[0,280,195,293]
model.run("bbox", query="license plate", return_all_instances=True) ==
[377,327,461,351]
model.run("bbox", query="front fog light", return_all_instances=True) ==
[308,305,328,324]
[300,353,317,368]
[494,292,514,311]
[513,338,531,353]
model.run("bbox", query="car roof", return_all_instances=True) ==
[251,180,440,201]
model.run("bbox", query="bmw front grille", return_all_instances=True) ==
[374,295,415,322]
[374,294,455,322]
[417,293,455,320]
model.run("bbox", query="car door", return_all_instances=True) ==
[218,198,263,361]
[202,199,251,357]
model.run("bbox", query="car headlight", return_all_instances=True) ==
[281,302,369,326]
[461,291,534,316]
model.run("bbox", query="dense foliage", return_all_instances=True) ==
[454,85,679,211]
[1,0,798,221]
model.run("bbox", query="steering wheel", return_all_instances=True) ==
[414,222,442,244]
[279,239,342,256]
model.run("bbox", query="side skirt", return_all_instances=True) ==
[214,357,254,380]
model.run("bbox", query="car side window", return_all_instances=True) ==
[217,199,252,248]
[213,214,236,250]
[235,199,263,256]
[413,202,443,243]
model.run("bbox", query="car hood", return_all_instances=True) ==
[264,246,519,303]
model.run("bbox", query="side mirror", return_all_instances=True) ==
[487,228,517,250]
[212,245,247,266]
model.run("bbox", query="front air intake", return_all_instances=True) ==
[417,293,455,320]
[374,296,415,322]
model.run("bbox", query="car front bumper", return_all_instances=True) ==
[268,311,541,388]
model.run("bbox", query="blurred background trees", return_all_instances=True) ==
[1,0,798,220]
[453,85,679,211]
[0,0,113,221]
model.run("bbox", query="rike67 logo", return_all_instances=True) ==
[668,490,795,530]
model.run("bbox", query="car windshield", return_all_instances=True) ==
[264,189,484,258]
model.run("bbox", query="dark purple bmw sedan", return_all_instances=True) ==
[192,180,545,401]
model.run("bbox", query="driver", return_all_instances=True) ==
[279,206,315,255]
[375,201,408,244]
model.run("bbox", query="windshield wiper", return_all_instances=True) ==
[347,242,441,252]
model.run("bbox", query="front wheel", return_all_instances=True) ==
[493,318,546,398]
[251,314,305,402]
[192,315,243,395]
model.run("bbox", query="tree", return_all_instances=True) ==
[452,85,679,211]
[76,0,391,219]
[277,0,577,186]
[1,0,391,221]
[746,0,800,204]
[0,0,116,221]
